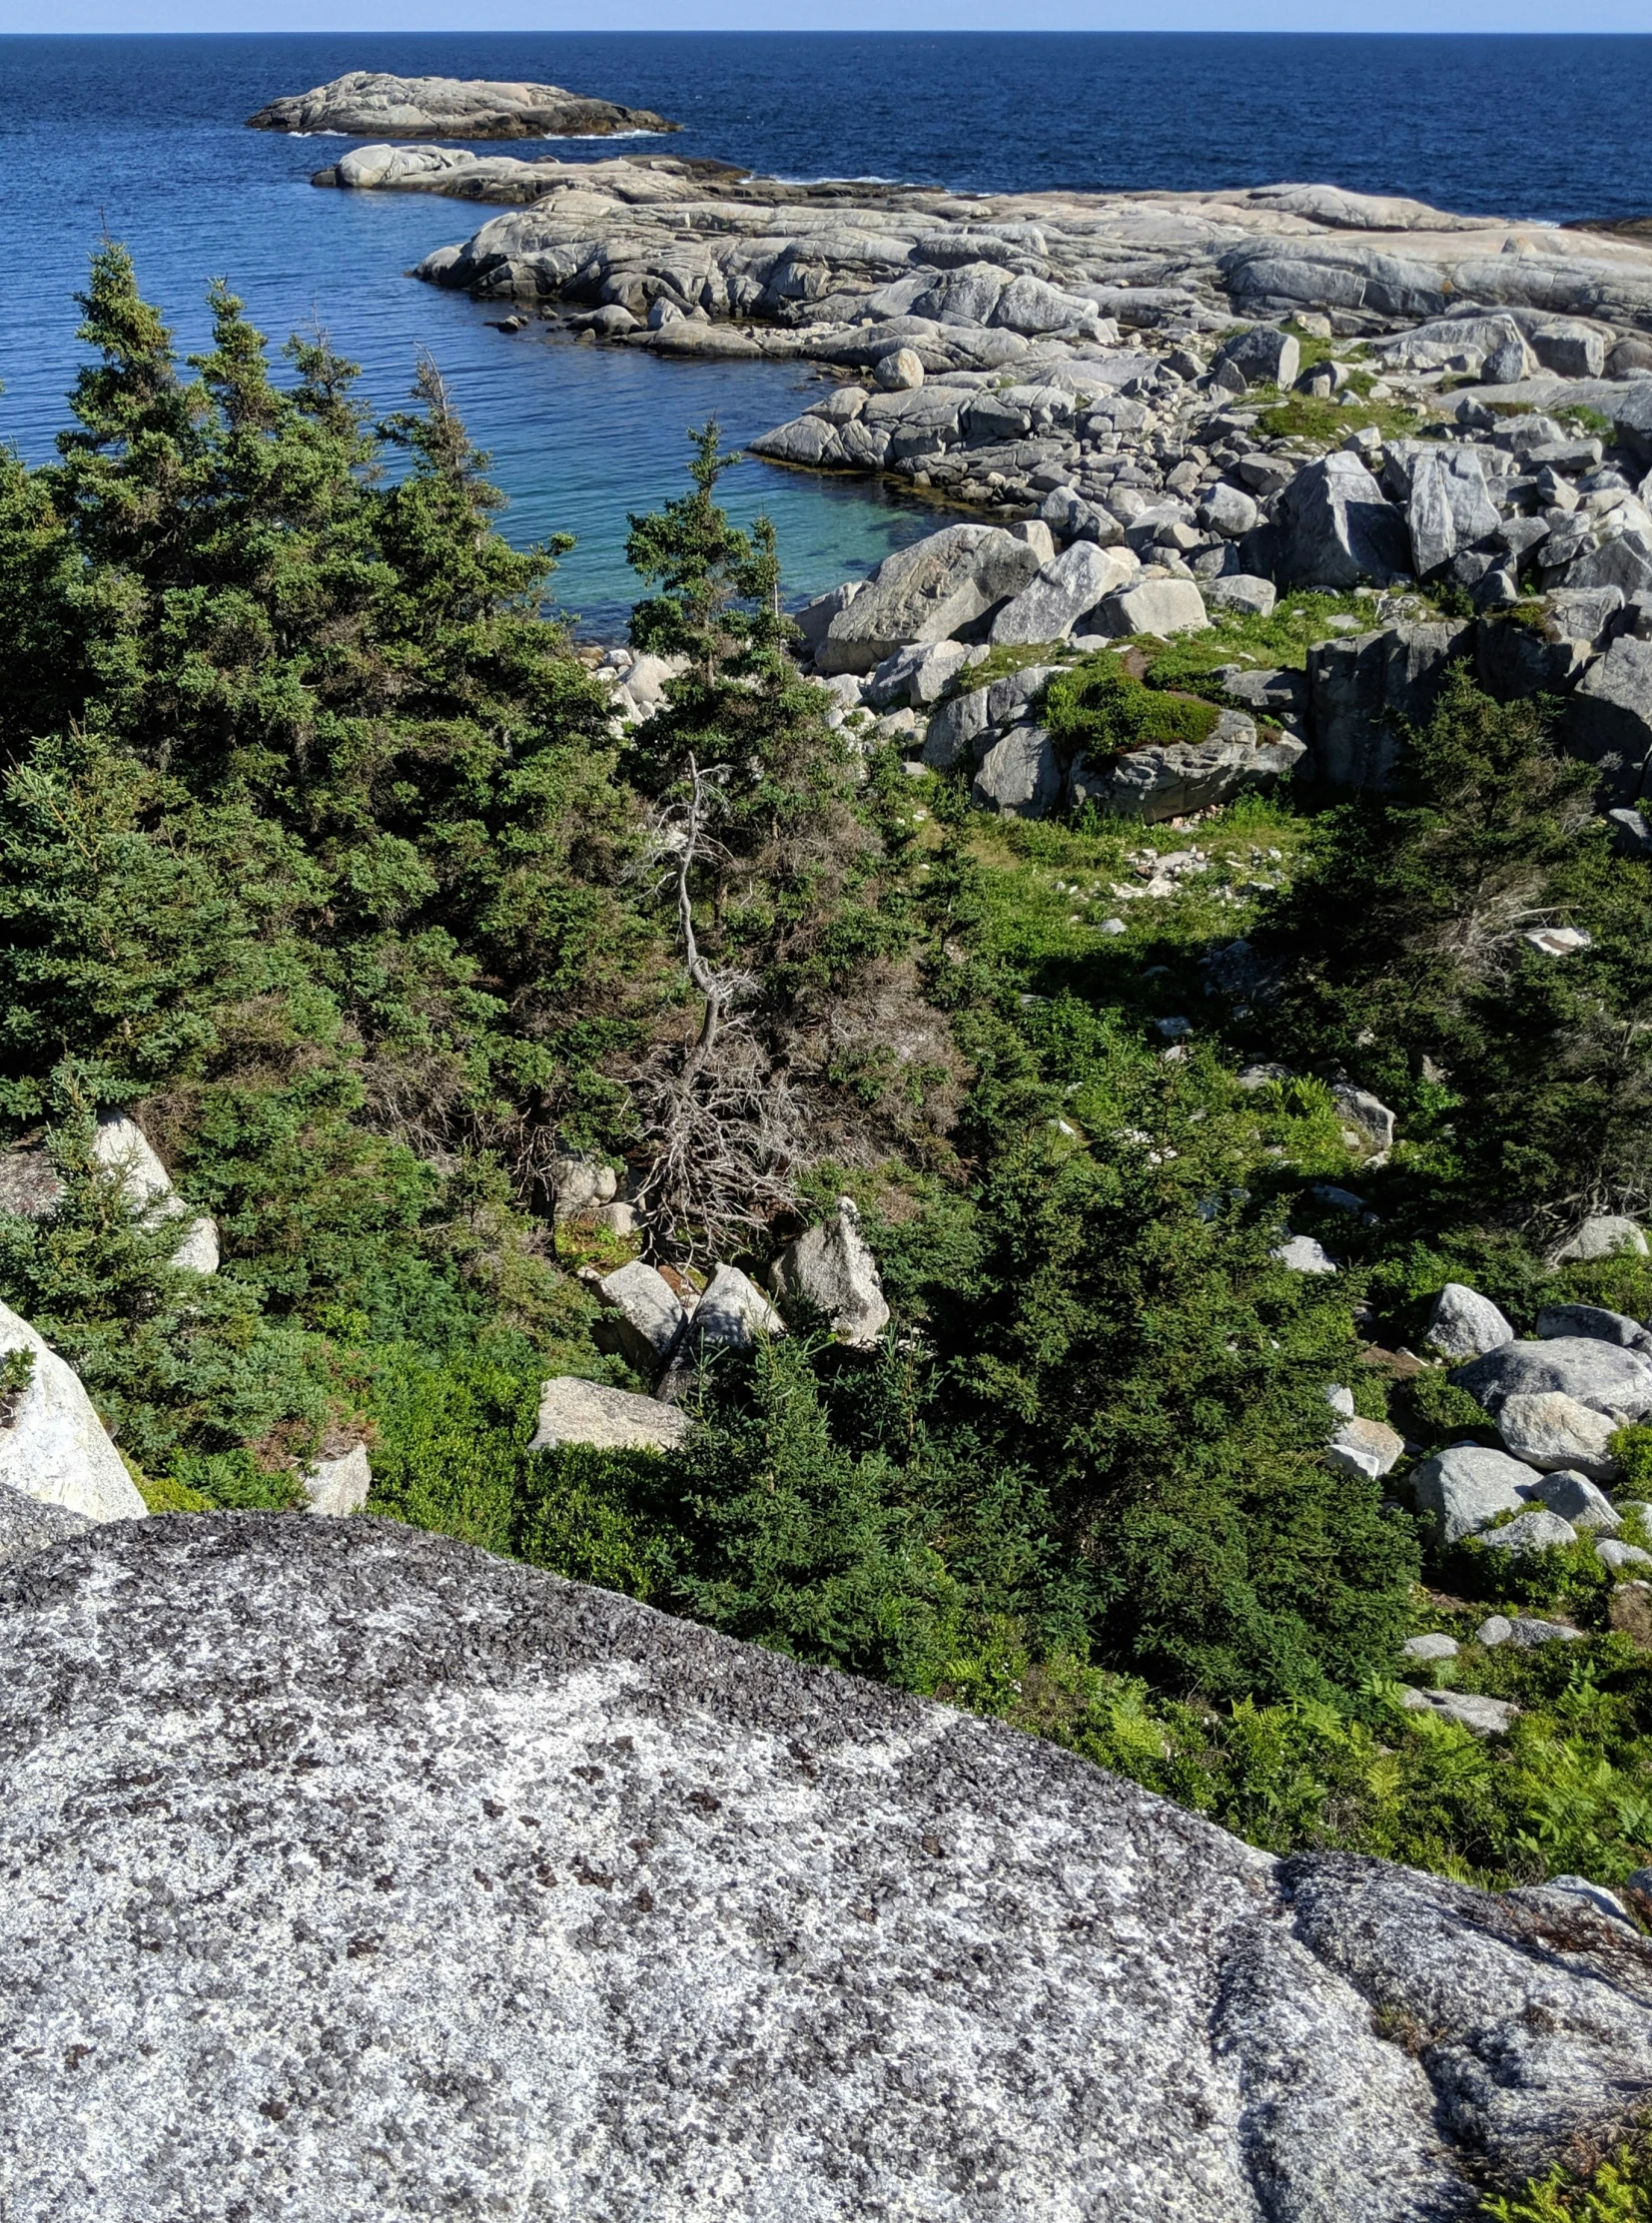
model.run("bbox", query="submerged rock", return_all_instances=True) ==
[3,1514,1651,2218]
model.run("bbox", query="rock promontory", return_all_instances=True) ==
[248,70,677,141]
[2,1511,1651,2218]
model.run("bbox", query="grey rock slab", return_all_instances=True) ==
[1407,448,1501,578]
[922,684,994,770]
[1213,325,1300,390]
[749,413,842,467]
[796,578,862,654]
[1204,573,1276,617]
[1425,1282,1515,1362]
[1410,1443,1541,1544]
[1328,1417,1406,1480]
[1552,1213,1650,1263]
[1525,1468,1621,1530]
[771,1198,890,1348]
[1400,1687,1521,1735]
[8,1516,1652,2219]
[1273,1233,1338,1275]
[1307,621,1471,789]
[302,1443,372,1518]
[1401,1632,1459,1661]
[0,1296,145,1523]
[988,541,1137,644]
[1331,1083,1396,1155]
[1088,576,1210,639]
[688,1262,784,1353]
[1198,481,1260,538]
[91,1112,219,1274]
[1531,324,1609,379]
[1536,1302,1652,1354]
[528,1375,692,1454]
[817,524,1043,674]
[1600,1537,1652,1572]
[1276,453,1411,591]
[1565,635,1652,803]
[1452,1336,1652,1422]
[1496,1394,1622,1482]
[0,1479,92,1569]
[1479,1507,1580,1557]
[595,1261,688,1373]
[1072,727,1303,823]
[973,724,1065,817]
[864,638,974,709]
[1505,1615,1587,1648]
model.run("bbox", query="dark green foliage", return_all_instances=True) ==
[1043,652,1221,758]
[1261,666,1652,1234]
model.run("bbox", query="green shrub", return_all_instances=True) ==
[1042,654,1221,759]
[1486,2128,1652,2220]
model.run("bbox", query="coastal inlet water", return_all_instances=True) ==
[0,33,1649,631]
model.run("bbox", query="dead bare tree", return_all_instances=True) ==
[630,756,801,1260]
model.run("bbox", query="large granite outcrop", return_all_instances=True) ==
[1,1513,1650,2220]
[250,71,677,140]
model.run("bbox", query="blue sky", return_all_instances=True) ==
[2,4,1650,29]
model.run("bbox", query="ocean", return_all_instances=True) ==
[0,31,1649,631]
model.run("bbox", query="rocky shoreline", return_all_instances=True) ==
[320,151,1652,825]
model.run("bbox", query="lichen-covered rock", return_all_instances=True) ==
[3,1515,1652,2220]
[0,1297,145,1523]
[594,1260,688,1374]
[527,1375,691,1453]
[770,1198,890,1348]
[1425,1282,1515,1361]
[1453,1335,1652,1422]
[301,1443,372,1517]
[1409,1443,1540,1543]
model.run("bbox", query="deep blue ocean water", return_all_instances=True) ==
[0,32,1649,630]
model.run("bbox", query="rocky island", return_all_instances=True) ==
[248,71,678,140]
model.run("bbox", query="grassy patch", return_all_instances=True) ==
[1256,387,1430,444]
[958,640,1080,694]
[1128,592,1385,686]
[1044,654,1222,758]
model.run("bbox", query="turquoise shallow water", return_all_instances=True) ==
[1,32,1649,629]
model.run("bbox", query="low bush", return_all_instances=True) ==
[1042,654,1221,757]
